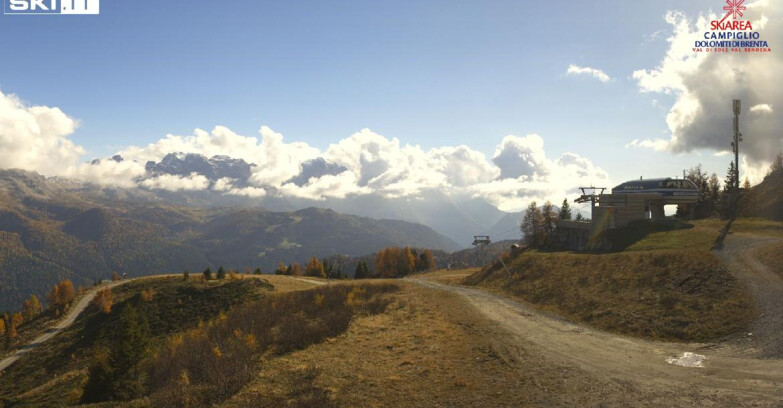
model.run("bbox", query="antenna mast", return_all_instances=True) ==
[732,99,743,190]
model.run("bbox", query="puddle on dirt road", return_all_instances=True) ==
[666,352,707,368]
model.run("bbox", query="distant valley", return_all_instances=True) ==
[0,169,461,311]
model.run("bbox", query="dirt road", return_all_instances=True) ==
[410,235,783,405]
[716,233,783,358]
[0,279,131,373]
[0,274,324,374]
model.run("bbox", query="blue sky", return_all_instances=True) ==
[2,0,777,210]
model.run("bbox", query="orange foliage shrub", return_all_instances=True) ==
[93,288,114,314]
[141,289,156,302]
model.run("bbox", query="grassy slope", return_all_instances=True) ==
[0,277,272,407]
[465,219,762,342]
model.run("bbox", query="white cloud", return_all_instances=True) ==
[566,64,611,83]
[491,134,550,179]
[224,186,267,198]
[471,137,609,211]
[0,89,609,210]
[70,159,146,188]
[626,138,671,151]
[139,173,210,191]
[749,103,773,114]
[632,3,783,166]
[0,90,84,176]
[280,171,369,200]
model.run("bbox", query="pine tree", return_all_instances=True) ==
[559,198,572,220]
[323,260,334,279]
[768,152,783,176]
[708,173,721,216]
[253,267,262,275]
[203,267,213,280]
[724,161,737,193]
[82,305,150,402]
[354,261,370,279]
[217,266,226,280]
[743,177,751,190]
[684,164,710,218]
[81,349,114,402]
[575,212,584,221]
[541,201,557,246]
[111,305,150,382]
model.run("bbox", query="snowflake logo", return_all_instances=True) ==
[721,0,746,22]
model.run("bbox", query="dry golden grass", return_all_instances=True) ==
[221,281,612,408]
[465,249,755,342]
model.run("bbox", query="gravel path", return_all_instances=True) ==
[410,234,783,405]
[715,233,783,358]
[0,279,131,373]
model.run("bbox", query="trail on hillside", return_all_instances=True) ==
[0,274,324,374]
[716,233,783,358]
[0,279,131,373]
[409,235,783,405]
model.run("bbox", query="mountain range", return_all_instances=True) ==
[102,152,525,246]
[0,169,459,311]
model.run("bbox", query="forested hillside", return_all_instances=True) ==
[0,170,458,311]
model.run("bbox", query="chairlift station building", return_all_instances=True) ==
[556,177,700,249]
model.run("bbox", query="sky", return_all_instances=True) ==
[0,0,780,212]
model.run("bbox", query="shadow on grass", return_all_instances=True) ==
[601,219,695,252]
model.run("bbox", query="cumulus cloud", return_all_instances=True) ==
[0,89,608,210]
[0,90,84,176]
[750,103,774,114]
[566,64,611,82]
[139,173,210,191]
[631,3,783,170]
[492,134,550,179]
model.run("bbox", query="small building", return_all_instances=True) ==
[556,178,699,250]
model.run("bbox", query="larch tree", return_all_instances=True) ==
[275,262,287,275]
[290,262,303,276]
[22,294,42,321]
[521,201,543,248]
[305,256,326,278]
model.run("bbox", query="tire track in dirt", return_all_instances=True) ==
[409,241,783,405]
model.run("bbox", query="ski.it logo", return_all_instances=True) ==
[4,0,99,15]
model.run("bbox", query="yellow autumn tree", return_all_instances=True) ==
[93,288,114,314]
[47,284,60,308]
[290,262,303,276]
[375,247,417,278]
[415,249,435,272]
[22,294,43,321]
[275,261,287,275]
[305,256,326,278]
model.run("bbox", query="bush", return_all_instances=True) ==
[150,284,398,406]
[93,288,114,314]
